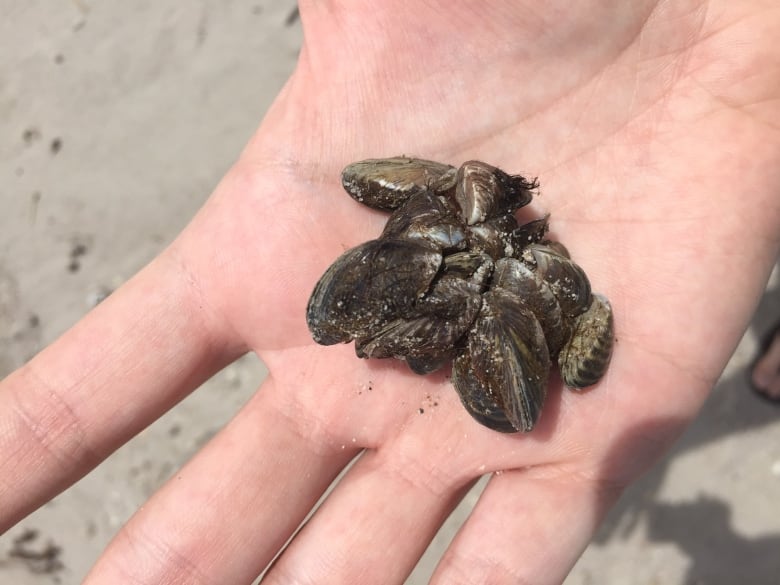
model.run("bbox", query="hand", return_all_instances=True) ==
[2,1,779,583]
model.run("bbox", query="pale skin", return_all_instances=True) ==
[2,1,780,583]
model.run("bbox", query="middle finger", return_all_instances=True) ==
[82,374,358,584]
[260,398,557,585]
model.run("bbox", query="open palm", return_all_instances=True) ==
[2,1,779,583]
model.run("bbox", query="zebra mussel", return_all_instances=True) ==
[306,157,614,433]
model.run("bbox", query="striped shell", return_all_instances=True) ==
[307,157,614,433]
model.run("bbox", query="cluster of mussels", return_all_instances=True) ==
[306,157,614,432]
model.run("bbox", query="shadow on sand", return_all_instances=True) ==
[591,270,780,584]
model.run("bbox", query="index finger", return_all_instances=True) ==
[0,243,244,532]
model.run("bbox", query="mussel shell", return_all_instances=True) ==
[455,161,536,225]
[306,239,442,345]
[511,215,550,250]
[540,239,570,259]
[452,350,517,433]
[312,156,615,434]
[355,276,482,362]
[466,213,518,259]
[522,243,592,318]
[382,191,467,251]
[406,352,457,375]
[442,250,494,291]
[493,257,569,355]
[452,288,551,433]
[558,293,614,389]
[341,157,457,211]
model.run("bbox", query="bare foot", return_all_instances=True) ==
[752,327,780,402]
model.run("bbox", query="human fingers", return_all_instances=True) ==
[260,439,474,584]
[429,468,620,585]
[256,375,574,585]
[78,340,535,584]
[428,397,692,585]
[256,342,699,584]
[0,245,244,532]
[424,354,704,584]
[79,370,367,584]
